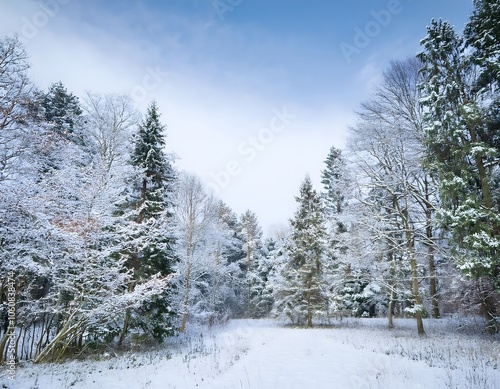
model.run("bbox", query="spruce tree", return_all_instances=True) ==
[42,82,82,139]
[238,210,264,317]
[274,176,328,327]
[419,14,500,331]
[321,146,347,217]
[119,101,177,343]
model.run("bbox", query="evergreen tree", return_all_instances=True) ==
[321,146,347,217]
[465,0,500,89]
[216,202,247,317]
[238,210,264,317]
[418,16,500,331]
[274,176,328,327]
[250,238,277,318]
[320,147,353,316]
[252,238,283,318]
[41,82,83,140]
[118,101,177,343]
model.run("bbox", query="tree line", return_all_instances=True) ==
[0,0,499,364]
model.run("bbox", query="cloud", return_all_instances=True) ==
[0,0,355,234]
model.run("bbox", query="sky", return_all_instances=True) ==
[0,0,474,235]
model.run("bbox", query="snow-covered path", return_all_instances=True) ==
[199,320,446,389]
[5,318,500,389]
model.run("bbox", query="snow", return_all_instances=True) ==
[4,318,499,389]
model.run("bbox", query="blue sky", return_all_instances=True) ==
[1,0,474,234]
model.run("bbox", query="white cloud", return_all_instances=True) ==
[0,0,354,234]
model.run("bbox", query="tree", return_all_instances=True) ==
[82,92,139,171]
[320,146,358,317]
[418,15,500,331]
[464,0,500,89]
[118,101,177,343]
[249,237,277,318]
[274,176,328,327]
[360,57,442,320]
[41,82,83,143]
[321,146,347,217]
[238,210,264,317]
[0,35,34,183]
[346,58,441,334]
[173,173,235,331]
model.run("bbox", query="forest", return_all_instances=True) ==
[0,0,499,368]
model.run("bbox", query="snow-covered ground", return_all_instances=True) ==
[3,317,500,389]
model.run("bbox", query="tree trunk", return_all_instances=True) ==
[428,240,440,318]
[477,278,499,334]
[397,192,425,335]
[407,233,426,335]
[137,178,147,224]
[424,177,440,318]
[180,261,191,333]
[0,332,8,363]
[247,243,252,317]
[118,308,130,347]
[34,311,82,363]
[388,287,395,329]
[306,274,313,328]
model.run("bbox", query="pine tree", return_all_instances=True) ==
[119,101,177,343]
[418,15,500,331]
[41,82,83,140]
[250,238,277,318]
[321,146,347,217]
[238,210,264,317]
[215,201,247,317]
[465,0,500,89]
[320,147,353,316]
[274,176,328,327]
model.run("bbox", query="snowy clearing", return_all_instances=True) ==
[3,317,500,389]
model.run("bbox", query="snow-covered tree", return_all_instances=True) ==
[346,58,442,334]
[82,92,139,171]
[237,210,265,317]
[249,237,278,318]
[274,176,328,327]
[0,35,35,183]
[319,146,359,317]
[41,81,82,140]
[173,173,238,330]
[214,202,248,318]
[117,101,177,343]
[418,13,500,331]
[465,0,500,89]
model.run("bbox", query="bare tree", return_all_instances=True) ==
[0,35,36,183]
[174,173,232,331]
[347,58,441,334]
[82,92,139,170]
